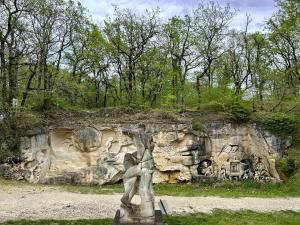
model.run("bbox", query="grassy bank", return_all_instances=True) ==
[3,210,300,225]
[1,174,300,198]
[47,171,300,197]
[61,179,300,198]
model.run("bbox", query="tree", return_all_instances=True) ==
[163,15,200,112]
[0,0,28,112]
[222,16,253,95]
[104,7,159,105]
[193,1,234,102]
[19,0,87,109]
[82,25,109,107]
[268,0,300,97]
[249,32,270,106]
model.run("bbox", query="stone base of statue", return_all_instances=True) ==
[112,209,164,225]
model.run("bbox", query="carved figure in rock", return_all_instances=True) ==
[254,157,270,181]
[219,165,227,180]
[242,168,253,179]
[119,123,155,224]
[104,136,114,152]
[73,127,101,152]
[198,160,214,177]
[24,149,51,183]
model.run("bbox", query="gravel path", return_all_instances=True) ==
[1,185,300,222]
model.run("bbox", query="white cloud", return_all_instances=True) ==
[78,0,277,31]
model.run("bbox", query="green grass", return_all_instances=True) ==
[59,175,300,198]
[2,218,112,225]
[153,181,289,197]
[60,183,124,195]
[164,210,300,225]
[1,177,300,198]
[2,210,300,225]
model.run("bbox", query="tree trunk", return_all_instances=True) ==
[181,74,186,113]
[21,71,36,109]
[0,39,7,110]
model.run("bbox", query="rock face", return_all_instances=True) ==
[196,122,288,182]
[4,121,290,184]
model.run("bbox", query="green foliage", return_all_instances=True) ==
[198,101,224,112]
[278,158,296,177]
[260,113,300,137]
[192,119,204,131]
[161,94,177,109]
[285,171,300,194]
[285,142,300,169]
[197,87,252,122]
[277,141,300,179]
[0,112,41,162]
[224,100,252,122]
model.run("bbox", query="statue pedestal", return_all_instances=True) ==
[112,210,164,225]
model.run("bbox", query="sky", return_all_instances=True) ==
[78,0,278,32]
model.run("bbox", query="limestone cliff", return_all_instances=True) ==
[0,118,290,184]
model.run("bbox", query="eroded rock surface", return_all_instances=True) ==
[2,121,290,184]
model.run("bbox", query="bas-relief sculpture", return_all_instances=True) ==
[196,144,271,182]
[1,121,289,184]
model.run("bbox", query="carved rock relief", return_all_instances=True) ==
[14,122,285,184]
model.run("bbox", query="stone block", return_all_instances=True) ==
[112,210,164,225]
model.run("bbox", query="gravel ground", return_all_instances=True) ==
[1,185,300,222]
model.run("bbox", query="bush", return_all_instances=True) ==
[192,119,206,132]
[278,158,296,177]
[0,118,19,162]
[0,112,41,162]
[285,171,300,195]
[197,87,252,122]
[225,100,252,122]
[260,113,299,137]
[197,101,224,112]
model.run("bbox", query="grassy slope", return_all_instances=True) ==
[3,210,300,225]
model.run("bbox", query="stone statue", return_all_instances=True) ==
[119,123,155,224]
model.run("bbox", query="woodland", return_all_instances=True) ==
[0,0,299,114]
[0,0,300,165]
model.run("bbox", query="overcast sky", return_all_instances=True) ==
[78,0,277,32]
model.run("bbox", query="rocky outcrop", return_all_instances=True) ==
[197,122,290,182]
[1,120,290,184]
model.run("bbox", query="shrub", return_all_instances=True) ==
[218,96,252,122]
[0,118,19,162]
[278,158,296,177]
[226,100,252,122]
[0,112,41,162]
[197,101,224,112]
[285,171,300,195]
[192,119,205,132]
[260,113,299,137]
